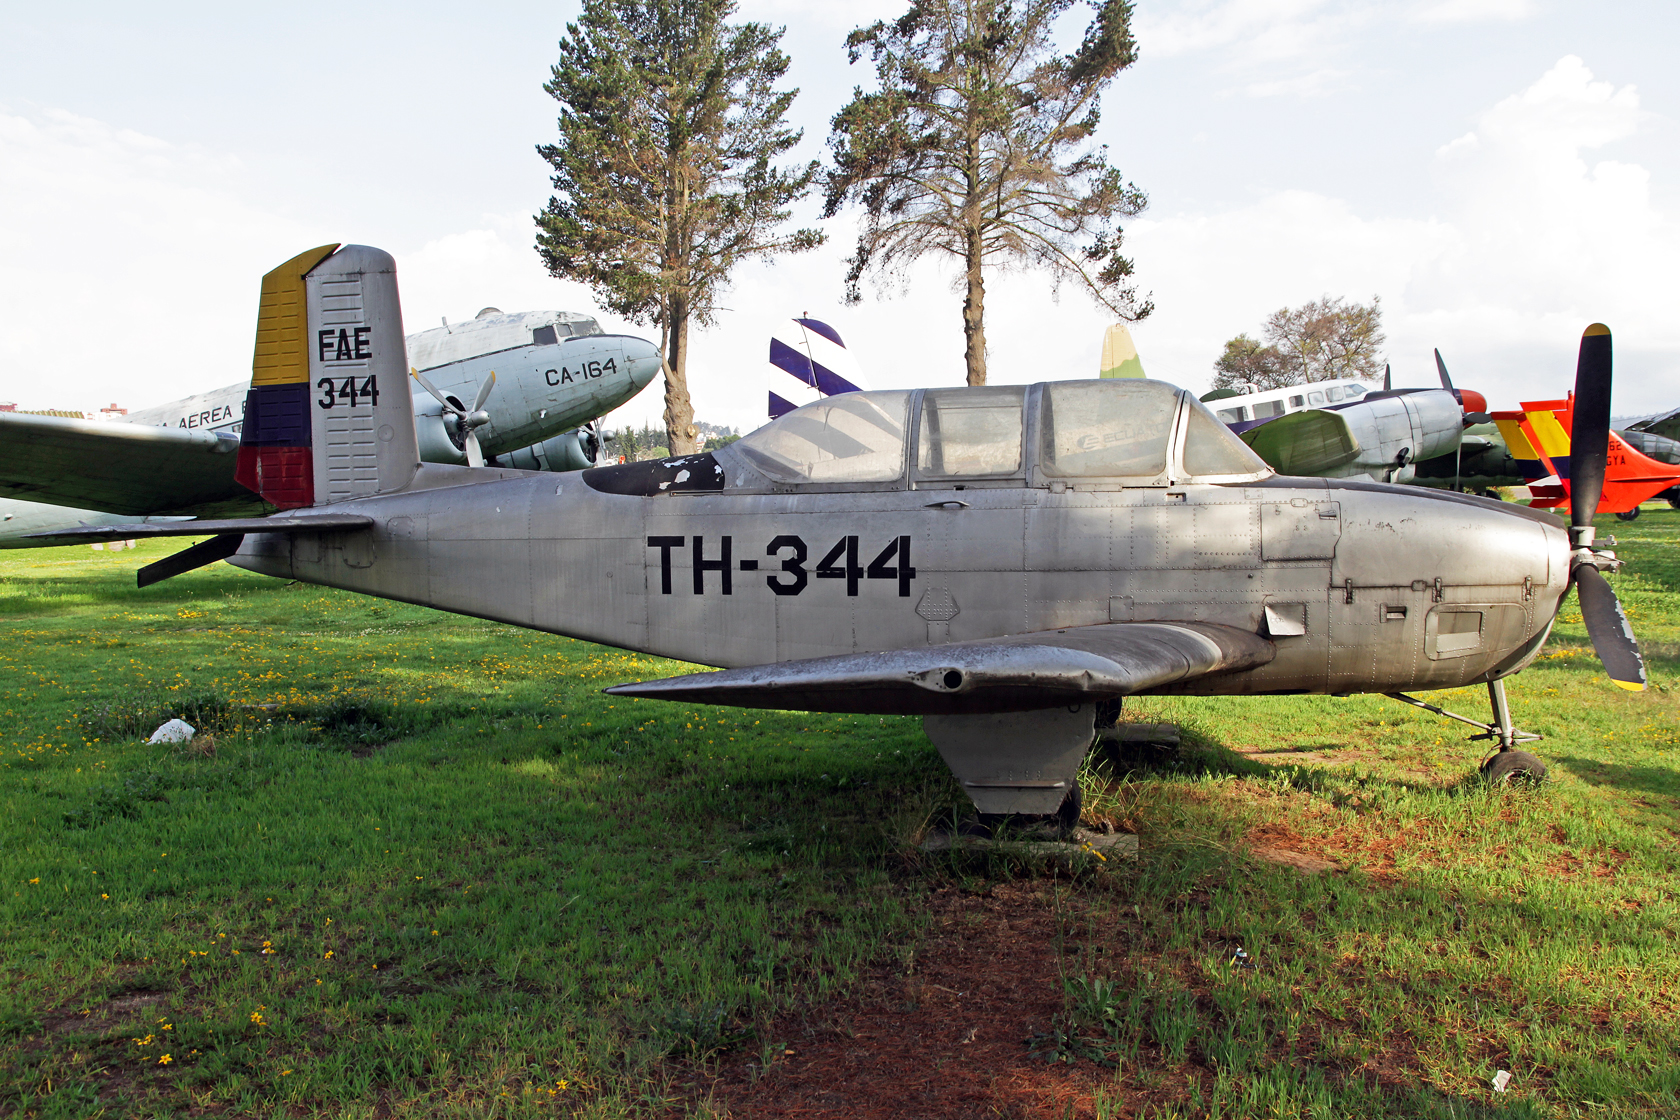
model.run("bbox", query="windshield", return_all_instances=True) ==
[1180,396,1271,478]
[733,390,910,483]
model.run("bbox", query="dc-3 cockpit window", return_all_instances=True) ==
[733,390,910,483]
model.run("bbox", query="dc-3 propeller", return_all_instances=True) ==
[411,367,497,468]
[1566,325,1646,691]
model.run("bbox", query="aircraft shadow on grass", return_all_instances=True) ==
[1548,754,1680,800]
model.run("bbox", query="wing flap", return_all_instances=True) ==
[606,622,1274,715]
[0,412,246,515]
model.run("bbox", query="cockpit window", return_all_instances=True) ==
[1041,380,1178,478]
[1180,396,1271,478]
[917,386,1024,478]
[733,390,909,483]
[1326,386,1345,402]
[1342,383,1364,399]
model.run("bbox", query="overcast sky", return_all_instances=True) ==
[2,0,1676,432]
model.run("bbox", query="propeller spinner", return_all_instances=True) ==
[1563,324,1646,691]
[413,367,497,467]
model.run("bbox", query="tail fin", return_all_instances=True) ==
[236,245,419,508]
[768,316,868,420]
[1493,397,1680,513]
[1099,324,1145,379]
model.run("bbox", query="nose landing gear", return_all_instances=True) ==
[1385,678,1546,784]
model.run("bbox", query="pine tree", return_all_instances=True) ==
[826,0,1150,386]
[536,0,821,454]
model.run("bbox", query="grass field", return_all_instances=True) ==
[1,506,1676,1119]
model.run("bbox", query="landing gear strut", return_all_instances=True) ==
[1385,678,1546,782]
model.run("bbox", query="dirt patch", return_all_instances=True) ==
[1251,846,1340,874]
[1244,821,1343,876]
[39,989,167,1036]
[669,883,1156,1120]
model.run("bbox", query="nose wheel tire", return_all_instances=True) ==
[1615,508,1641,522]
[1481,749,1547,786]
[1054,782,1083,830]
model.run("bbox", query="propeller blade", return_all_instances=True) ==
[1463,412,1492,427]
[412,367,457,414]
[1570,324,1613,531]
[1433,349,1454,394]
[472,370,497,412]
[1574,564,1646,691]
[1383,363,1391,393]
[463,429,485,469]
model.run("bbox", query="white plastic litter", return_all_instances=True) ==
[149,719,196,744]
[1492,1070,1512,1093]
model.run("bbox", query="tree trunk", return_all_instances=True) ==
[962,223,987,387]
[662,290,698,456]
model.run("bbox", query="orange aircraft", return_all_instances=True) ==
[1493,395,1680,514]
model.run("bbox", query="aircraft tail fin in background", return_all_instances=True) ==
[768,317,868,420]
[1099,324,1145,379]
[1492,397,1680,514]
[235,245,420,508]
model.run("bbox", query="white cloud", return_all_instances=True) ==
[1134,0,1356,63]
[1412,0,1534,25]
[1243,67,1353,98]
[1123,56,1678,410]
[2,52,1674,436]
[0,107,315,409]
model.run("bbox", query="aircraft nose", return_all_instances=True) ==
[621,337,663,390]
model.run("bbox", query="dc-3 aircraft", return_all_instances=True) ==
[33,245,1648,822]
[0,292,661,545]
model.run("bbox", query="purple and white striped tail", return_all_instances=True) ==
[768,317,868,419]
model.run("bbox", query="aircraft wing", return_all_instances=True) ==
[1625,406,1680,443]
[1239,409,1361,475]
[606,622,1274,715]
[0,412,252,516]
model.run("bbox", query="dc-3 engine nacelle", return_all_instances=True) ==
[495,426,600,472]
[412,402,599,471]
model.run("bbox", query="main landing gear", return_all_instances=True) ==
[1386,678,1547,785]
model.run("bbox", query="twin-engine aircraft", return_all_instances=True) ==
[33,245,1647,819]
[1207,356,1483,484]
[0,268,660,546]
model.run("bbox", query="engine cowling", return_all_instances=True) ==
[495,427,601,472]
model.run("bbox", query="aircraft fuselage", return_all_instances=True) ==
[231,466,1569,701]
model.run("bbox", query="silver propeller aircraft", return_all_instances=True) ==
[1207,356,1485,484]
[34,245,1647,821]
[0,264,661,545]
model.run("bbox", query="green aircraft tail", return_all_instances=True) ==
[1099,324,1145,379]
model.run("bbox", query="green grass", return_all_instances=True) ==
[1,508,1677,1118]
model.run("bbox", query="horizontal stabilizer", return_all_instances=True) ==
[606,622,1274,715]
[1241,409,1361,475]
[25,513,374,545]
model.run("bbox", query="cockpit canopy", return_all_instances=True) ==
[728,380,1269,488]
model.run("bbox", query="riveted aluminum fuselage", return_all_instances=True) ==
[230,464,1570,701]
